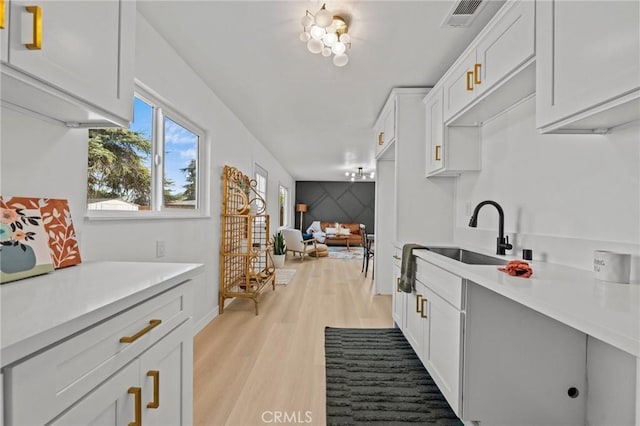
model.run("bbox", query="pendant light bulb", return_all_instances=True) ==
[315,6,333,28]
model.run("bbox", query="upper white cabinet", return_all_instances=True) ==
[424,87,480,177]
[442,49,477,122]
[1,0,7,63]
[1,0,135,127]
[443,0,535,125]
[536,0,640,133]
[374,96,396,158]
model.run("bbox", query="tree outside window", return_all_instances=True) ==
[87,95,201,213]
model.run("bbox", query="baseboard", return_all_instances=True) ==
[193,308,218,335]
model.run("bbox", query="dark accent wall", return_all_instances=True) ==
[295,181,375,233]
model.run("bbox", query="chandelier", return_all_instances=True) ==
[345,167,374,181]
[299,4,351,67]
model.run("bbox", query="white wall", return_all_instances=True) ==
[454,97,640,273]
[0,13,295,331]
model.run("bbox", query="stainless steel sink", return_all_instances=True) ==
[426,247,507,265]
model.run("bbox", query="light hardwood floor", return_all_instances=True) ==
[194,255,392,426]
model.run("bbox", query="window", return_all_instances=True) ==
[254,163,268,214]
[87,90,205,216]
[279,185,290,227]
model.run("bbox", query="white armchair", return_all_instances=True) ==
[281,228,326,261]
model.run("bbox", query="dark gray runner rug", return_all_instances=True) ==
[325,327,463,426]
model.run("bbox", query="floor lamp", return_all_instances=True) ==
[296,203,308,231]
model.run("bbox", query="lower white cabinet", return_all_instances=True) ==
[49,360,139,426]
[403,283,425,355]
[2,277,194,426]
[49,320,192,426]
[421,285,462,415]
[462,282,587,425]
[397,255,587,425]
[391,251,405,329]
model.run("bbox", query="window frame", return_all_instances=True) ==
[278,184,290,228]
[254,163,268,214]
[86,84,210,220]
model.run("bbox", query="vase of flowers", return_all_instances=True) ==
[272,231,286,268]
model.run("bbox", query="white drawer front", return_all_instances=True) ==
[5,281,192,426]
[415,259,464,309]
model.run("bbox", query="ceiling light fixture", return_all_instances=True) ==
[345,167,373,182]
[299,3,351,67]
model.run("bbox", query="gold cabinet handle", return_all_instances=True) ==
[392,255,401,260]
[474,63,482,85]
[1,0,6,29]
[416,294,423,313]
[147,370,160,409]
[466,70,474,91]
[24,6,42,50]
[421,298,428,319]
[120,319,162,343]
[128,387,142,426]
[396,277,401,292]
[435,145,441,162]
[378,132,384,146]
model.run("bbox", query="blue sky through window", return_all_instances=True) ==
[164,117,197,198]
[129,97,198,199]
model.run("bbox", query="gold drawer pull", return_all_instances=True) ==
[392,255,401,260]
[466,70,474,91]
[25,6,42,50]
[147,370,160,409]
[128,387,142,426]
[396,277,401,292]
[120,319,162,343]
[421,298,428,318]
[474,63,482,84]
[1,0,6,29]
[378,131,384,145]
[416,294,423,313]
[435,145,441,161]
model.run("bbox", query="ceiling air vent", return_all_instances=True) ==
[441,0,487,27]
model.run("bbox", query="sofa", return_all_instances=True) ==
[318,222,363,247]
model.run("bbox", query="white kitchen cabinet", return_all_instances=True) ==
[536,0,640,133]
[49,321,192,426]
[462,282,587,425]
[442,49,477,122]
[1,0,135,127]
[140,321,193,426]
[421,285,462,415]
[49,361,139,426]
[374,88,456,294]
[442,0,535,126]
[374,96,396,159]
[0,0,7,63]
[1,262,200,426]
[424,86,480,177]
[409,254,587,424]
[404,281,426,356]
[391,251,405,328]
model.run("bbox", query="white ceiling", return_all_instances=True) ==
[137,1,504,181]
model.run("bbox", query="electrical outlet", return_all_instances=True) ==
[156,240,165,258]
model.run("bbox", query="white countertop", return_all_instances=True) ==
[1,261,204,367]
[396,242,640,358]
